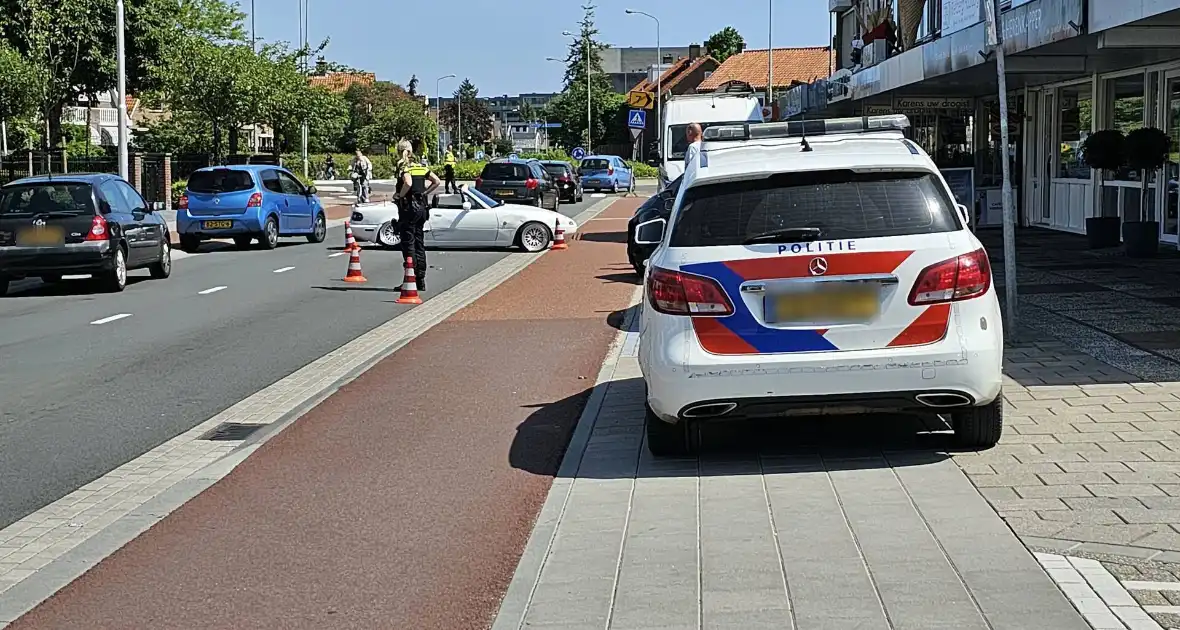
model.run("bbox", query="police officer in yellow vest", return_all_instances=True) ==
[394,140,441,291]
[443,144,458,194]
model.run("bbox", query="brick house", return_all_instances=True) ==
[696,47,834,116]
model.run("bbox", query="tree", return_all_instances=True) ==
[341,81,409,150]
[0,42,45,123]
[358,97,436,153]
[148,37,265,159]
[136,112,215,154]
[439,79,493,149]
[311,56,362,76]
[705,27,745,63]
[546,4,626,149]
[0,0,246,149]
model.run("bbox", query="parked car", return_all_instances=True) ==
[176,165,328,252]
[0,173,172,295]
[350,185,577,252]
[540,160,583,203]
[627,174,682,274]
[580,155,634,194]
[474,158,560,210]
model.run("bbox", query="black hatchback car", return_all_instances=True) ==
[539,160,583,203]
[475,158,561,210]
[0,173,172,295]
[627,174,682,274]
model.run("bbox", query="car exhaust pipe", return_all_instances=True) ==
[682,402,738,418]
[915,393,973,408]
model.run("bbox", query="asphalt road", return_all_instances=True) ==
[0,195,604,530]
[8,197,643,630]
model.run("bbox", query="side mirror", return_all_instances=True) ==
[462,201,472,210]
[306,185,318,195]
[955,203,970,226]
[634,217,667,245]
[150,201,165,212]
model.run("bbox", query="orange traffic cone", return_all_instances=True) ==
[344,221,360,251]
[551,216,568,250]
[342,248,367,283]
[395,257,423,304]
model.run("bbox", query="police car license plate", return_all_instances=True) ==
[765,287,879,324]
[202,220,233,229]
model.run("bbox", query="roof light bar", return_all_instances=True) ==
[702,114,911,142]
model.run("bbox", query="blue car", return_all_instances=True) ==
[176,165,327,252]
[579,155,634,194]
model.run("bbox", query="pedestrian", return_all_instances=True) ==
[350,149,373,203]
[683,122,703,183]
[393,139,441,292]
[323,154,336,180]
[443,144,458,194]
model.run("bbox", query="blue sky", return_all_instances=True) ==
[244,0,831,98]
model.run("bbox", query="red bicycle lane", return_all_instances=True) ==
[10,198,643,630]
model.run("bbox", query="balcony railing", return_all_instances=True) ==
[63,106,119,127]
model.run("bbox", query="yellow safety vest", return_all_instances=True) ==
[398,161,431,196]
[444,151,456,167]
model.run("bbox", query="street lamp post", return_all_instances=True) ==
[562,30,592,154]
[625,10,660,150]
[115,0,128,180]
[436,74,455,163]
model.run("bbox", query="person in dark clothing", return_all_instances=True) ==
[393,139,441,291]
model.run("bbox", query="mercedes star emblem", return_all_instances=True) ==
[32,218,45,227]
[808,257,829,276]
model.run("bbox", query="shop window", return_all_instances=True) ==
[1105,74,1146,181]
[905,109,974,169]
[980,95,1024,188]
[1057,84,1092,179]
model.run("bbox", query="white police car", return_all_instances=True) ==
[633,115,1004,456]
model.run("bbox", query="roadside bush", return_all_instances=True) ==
[172,179,187,207]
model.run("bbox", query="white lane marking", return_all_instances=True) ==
[198,286,227,295]
[591,193,607,198]
[90,313,132,325]
[273,266,295,274]
[328,252,346,258]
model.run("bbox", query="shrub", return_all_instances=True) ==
[172,179,187,207]
[1081,130,1125,172]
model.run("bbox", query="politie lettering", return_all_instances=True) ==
[777,240,857,255]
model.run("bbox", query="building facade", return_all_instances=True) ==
[783,0,1180,246]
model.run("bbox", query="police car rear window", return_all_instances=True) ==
[481,164,530,180]
[668,170,961,247]
[187,170,255,194]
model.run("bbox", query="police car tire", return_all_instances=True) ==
[645,405,696,457]
[951,395,1004,449]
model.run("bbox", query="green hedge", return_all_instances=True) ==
[172,180,186,207]
[284,153,658,181]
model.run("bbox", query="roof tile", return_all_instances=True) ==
[696,47,832,92]
[308,71,377,93]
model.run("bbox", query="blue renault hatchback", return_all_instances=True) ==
[579,155,634,193]
[176,165,328,252]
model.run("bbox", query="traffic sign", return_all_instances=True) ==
[630,128,642,140]
[571,147,586,160]
[627,109,647,129]
[475,151,485,160]
[627,90,654,110]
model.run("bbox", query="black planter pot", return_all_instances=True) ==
[1123,220,1160,258]
[1086,216,1122,249]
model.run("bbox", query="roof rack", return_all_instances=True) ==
[702,114,911,142]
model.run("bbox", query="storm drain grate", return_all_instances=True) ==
[198,422,265,441]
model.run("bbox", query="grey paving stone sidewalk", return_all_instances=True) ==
[494,347,1088,630]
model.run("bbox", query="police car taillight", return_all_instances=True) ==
[647,266,733,316]
[908,248,991,305]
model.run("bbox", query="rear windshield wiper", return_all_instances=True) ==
[743,227,824,245]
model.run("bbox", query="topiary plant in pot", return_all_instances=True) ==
[1122,127,1170,258]
[1081,129,1125,248]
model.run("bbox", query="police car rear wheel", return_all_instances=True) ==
[645,405,696,457]
[951,395,1004,449]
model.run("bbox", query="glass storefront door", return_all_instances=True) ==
[1161,71,1180,243]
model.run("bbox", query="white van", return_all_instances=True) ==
[655,88,764,189]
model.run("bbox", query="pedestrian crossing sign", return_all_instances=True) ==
[628,109,646,129]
